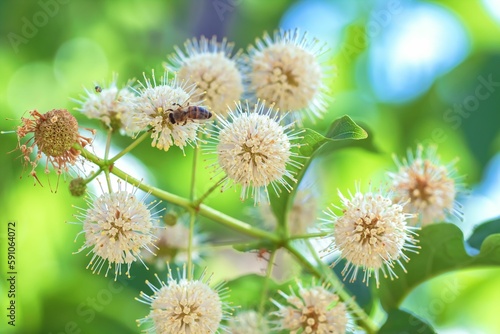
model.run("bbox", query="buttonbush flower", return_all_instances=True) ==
[74,77,136,133]
[209,100,301,204]
[131,71,207,152]
[271,280,349,334]
[74,181,160,279]
[323,185,419,287]
[246,28,330,123]
[388,145,463,225]
[15,109,93,187]
[136,265,231,334]
[165,36,244,117]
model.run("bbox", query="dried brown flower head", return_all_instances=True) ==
[16,109,94,187]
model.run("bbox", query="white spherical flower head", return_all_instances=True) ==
[137,266,231,334]
[212,101,301,204]
[228,311,269,334]
[166,36,244,117]
[388,145,463,226]
[132,71,208,153]
[271,281,348,334]
[246,28,330,123]
[324,186,419,287]
[74,181,159,279]
[75,77,136,133]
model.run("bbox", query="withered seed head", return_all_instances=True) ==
[34,109,79,157]
[16,109,94,187]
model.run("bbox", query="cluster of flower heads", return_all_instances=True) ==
[10,27,468,334]
[14,28,330,205]
[321,145,462,287]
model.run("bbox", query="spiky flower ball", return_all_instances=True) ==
[16,109,93,186]
[131,71,207,152]
[74,181,159,279]
[211,101,301,204]
[271,280,348,334]
[246,28,330,123]
[75,78,136,133]
[137,265,231,334]
[165,36,244,117]
[323,186,419,287]
[228,310,269,334]
[388,145,463,225]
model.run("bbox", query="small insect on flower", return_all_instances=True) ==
[323,185,420,288]
[208,100,302,204]
[74,77,136,133]
[168,103,212,125]
[165,35,244,117]
[131,71,208,152]
[73,181,160,280]
[388,145,463,226]
[136,265,232,334]
[246,28,331,123]
[271,280,349,334]
[15,109,94,189]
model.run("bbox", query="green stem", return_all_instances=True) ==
[79,148,281,243]
[288,232,329,240]
[104,130,112,161]
[258,250,276,314]
[187,144,200,280]
[192,176,226,208]
[83,167,103,184]
[104,169,113,192]
[286,242,378,334]
[109,131,150,164]
[187,212,195,280]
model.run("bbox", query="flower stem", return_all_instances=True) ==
[288,232,329,240]
[104,130,112,161]
[258,250,276,314]
[109,131,150,164]
[187,212,195,280]
[285,241,378,334]
[187,144,200,280]
[192,176,226,208]
[79,148,281,243]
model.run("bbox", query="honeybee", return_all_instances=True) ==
[95,85,102,93]
[167,103,212,125]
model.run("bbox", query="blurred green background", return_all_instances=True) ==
[1,0,500,333]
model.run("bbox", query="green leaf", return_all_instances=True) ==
[317,120,380,156]
[269,116,368,228]
[331,260,374,314]
[325,115,368,140]
[224,274,286,310]
[467,218,500,250]
[379,309,437,334]
[379,223,500,310]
